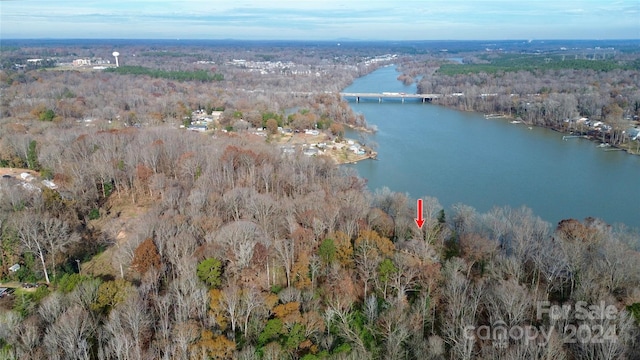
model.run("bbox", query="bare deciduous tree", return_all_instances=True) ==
[220,283,242,335]
[441,258,483,360]
[14,213,80,284]
[274,237,295,288]
[354,239,381,300]
[43,305,95,360]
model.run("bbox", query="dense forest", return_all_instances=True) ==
[0,40,639,359]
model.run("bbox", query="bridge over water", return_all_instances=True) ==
[340,92,441,103]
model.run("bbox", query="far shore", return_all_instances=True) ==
[481,112,640,156]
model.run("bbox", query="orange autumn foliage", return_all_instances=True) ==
[193,330,235,359]
[208,289,228,330]
[355,229,395,257]
[131,238,161,274]
[292,252,311,289]
[272,301,302,326]
[329,231,354,267]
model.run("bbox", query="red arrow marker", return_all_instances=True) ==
[415,198,424,229]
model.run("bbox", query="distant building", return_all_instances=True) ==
[42,180,58,190]
[281,145,295,155]
[627,128,640,141]
[73,59,91,66]
[9,264,20,272]
[187,125,208,132]
[303,147,319,156]
[20,172,34,182]
[21,182,40,192]
[211,111,223,120]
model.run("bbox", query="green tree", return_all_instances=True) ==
[91,278,131,314]
[378,258,397,283]
[377,258,397,299]
[628,303,640,324]
[38,109,55,121]
[27,140,40,170]
[318,238,336,265]
[197,258,223,288]
[284,323,306,351]
[88,208,100,220]
[13,286,50,317]
[258,318,284,346]
[40,168,54,180]
[43,187,66,214]
[0,225,19,279]
[56,273,96,293]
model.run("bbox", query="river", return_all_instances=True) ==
[344,65,640,230]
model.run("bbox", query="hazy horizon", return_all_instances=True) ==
[1,1,638,41]
[2,38,639,42]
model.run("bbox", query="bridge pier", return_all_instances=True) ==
[402,97,404,103]
[378,97,381,103]
[356,96,360,103]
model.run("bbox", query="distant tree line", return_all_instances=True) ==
[105,65,224,82]
[437,54,640,75]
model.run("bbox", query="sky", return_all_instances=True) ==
[1,0,638,41]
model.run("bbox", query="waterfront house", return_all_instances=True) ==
[303,147,320,156]
[20,172,34,182]
[626,127,640,141]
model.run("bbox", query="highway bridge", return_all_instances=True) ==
[339,92,441,103]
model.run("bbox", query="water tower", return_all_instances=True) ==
[112,51,120,67]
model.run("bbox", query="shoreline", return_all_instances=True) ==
[481,112,640,156]
[345,123,377,134]
[269,130,377,165]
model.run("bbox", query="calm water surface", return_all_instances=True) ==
[344,66,640,229]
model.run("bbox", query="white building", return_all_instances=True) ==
[73,59,91,66]
[20,172,34,182]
